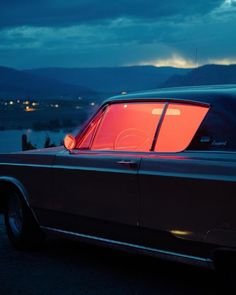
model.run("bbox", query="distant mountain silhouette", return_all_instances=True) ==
[0,66,95,99]
[2,65,236,99]
[161,64,236,87]
[25,66,190,93]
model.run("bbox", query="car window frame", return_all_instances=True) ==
[75,99,210,154]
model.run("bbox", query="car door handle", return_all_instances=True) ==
[116,160,138,169]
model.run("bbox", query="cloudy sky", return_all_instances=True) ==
[0,0,236,69]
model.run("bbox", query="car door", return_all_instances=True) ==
[49,149,140,244]
[39,101,166,244]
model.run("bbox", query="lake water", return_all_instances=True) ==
[0,129,66,153]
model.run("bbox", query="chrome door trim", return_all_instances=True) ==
[41,226,213,268]
[0,163,137,174]
[1,161,236,182]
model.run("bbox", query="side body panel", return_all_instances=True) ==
[139,151,236,257]
[36,150,141,244]
[0,149,61,217]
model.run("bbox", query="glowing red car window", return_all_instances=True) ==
[77,101,209,153]
[155,103,209,152]
[77,112,103,149]
[91,103,165,151]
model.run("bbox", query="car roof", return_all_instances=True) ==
[103,84,236,107]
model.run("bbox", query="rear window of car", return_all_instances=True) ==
[187,99,236,151]
[154,103,209,152]
[77,101,209,152]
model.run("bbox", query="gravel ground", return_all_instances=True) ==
[0,215,224,295]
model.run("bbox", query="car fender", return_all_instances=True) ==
[205,229,236,248]
[0,176,39,224]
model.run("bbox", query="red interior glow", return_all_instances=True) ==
[155,104,209,152]
[77,114,102,149]
[91,103,165,151]
[77,101,209,153]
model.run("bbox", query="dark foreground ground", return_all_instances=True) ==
[0,215,226,295]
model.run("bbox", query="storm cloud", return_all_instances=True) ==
[0,0,222,28]
[0,0,235,68]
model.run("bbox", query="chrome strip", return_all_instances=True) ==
[0,163,136,174]
[139,170,236,182]
[1,162,234,181]
[41,226,213,268]
[0,163,52,168]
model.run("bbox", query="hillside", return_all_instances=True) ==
[2,64,236,99]
[25,66,190,93]
[161,64,236,87]
[0,66,95,99]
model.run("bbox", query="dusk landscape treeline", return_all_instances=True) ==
[1,64,236,99]
[1,63,236,132]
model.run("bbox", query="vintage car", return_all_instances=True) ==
[0,84,236,271]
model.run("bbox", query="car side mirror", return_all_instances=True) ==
[64,134,76,150]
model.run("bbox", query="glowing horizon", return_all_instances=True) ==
[137,54,236,69]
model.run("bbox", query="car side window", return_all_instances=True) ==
[154,103,209,152]
[91,103,165,151]
[76,101,209,153]
[76,111,103,149]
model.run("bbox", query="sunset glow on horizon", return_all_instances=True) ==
[138,54,236,69]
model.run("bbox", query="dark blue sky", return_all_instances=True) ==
[0,0,236,69]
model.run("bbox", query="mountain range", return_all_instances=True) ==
[25,66,189,93]
[161,64,236,88]
[0,64,236,100]
[0,66,95,99]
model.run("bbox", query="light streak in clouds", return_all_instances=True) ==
[212,0,236,15]
[139,54,236,69]
[223,0,236,7]
[208,57,236,65]
[140,54,198,68]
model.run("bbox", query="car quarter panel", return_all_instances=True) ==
[139,151,236,254]
[0,149,61,215]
